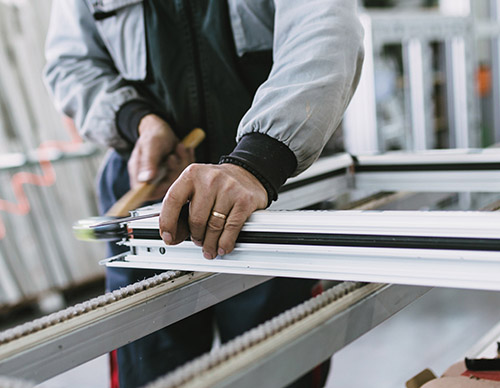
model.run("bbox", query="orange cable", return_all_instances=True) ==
[0,119,83,239]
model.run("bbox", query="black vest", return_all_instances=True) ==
[132,0,273,163]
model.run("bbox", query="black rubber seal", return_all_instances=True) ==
[128,229,500,251]
[279,168,347,193]
[355,163,500,172]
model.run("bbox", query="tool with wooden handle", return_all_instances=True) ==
[73,128,205,241]
[106,128,205,218]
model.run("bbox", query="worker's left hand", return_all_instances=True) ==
[128,114,194,201]
[159,163,268,259]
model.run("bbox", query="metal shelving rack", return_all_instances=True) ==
[0,0,106,309]
[345,0,500,154]
[474,0,500,144]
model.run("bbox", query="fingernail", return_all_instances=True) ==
[162,232,172,244]
[218,248,225,256]
[191,238,202,247]
[203,251,213,260]
[138,170,153,182]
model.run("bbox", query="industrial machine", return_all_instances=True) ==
[3,149,500,387]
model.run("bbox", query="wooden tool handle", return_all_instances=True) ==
[105,128,205,218]
[181,127,205,149]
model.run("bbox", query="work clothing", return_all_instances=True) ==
[99,151,329,388]
[44,0,363,386]
[44,0,364,178]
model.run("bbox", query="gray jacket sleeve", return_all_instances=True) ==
[43,0,143,151]
[235,0,364,175]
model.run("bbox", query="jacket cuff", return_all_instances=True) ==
[116,100,156,145]
[219,133,297,207]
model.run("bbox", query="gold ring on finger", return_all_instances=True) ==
[211,211,227,220]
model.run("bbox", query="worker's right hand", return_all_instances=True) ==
[128,114,194,201]
[158,163,268,259]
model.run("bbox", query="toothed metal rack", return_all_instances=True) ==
[3,148,500,386]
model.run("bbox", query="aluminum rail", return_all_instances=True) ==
[271,149,500,200]
[130,150,500,215]
[127,154,353,217]
[0,143,98,171]
[119,147,500,229]
[112,241,500,291]
[239,149,500,211]
[108,209,500,291]
[145,282,430,388]
[6,150,493,383]
[355,148,500,192]
[127,208,500,240]
[271,153,353,210]
[0,272,270,382]
[355,148,500,165]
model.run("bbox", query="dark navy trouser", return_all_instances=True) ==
[99,151,330,388]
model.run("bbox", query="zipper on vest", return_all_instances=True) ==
[182,0,207,130]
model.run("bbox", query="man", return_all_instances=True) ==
[44,1,364,386]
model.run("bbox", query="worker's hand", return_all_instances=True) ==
[159,163,268,259]
[128,114,194,201]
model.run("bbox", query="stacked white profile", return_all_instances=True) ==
[0,0,105,308]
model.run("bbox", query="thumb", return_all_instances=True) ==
[138,144,162,182]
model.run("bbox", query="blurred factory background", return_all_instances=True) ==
[0,0,105,311]
[1,0,500,387]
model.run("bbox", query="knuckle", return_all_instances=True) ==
[238,191,257,206]
[223,219,243,233]
[204,174,216,187]
[199,169,218,188]
[207,218,224,232]
[231,205,253,220]
[183,163,200,177]
[189,215,206,230]
[163,190,181,206]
